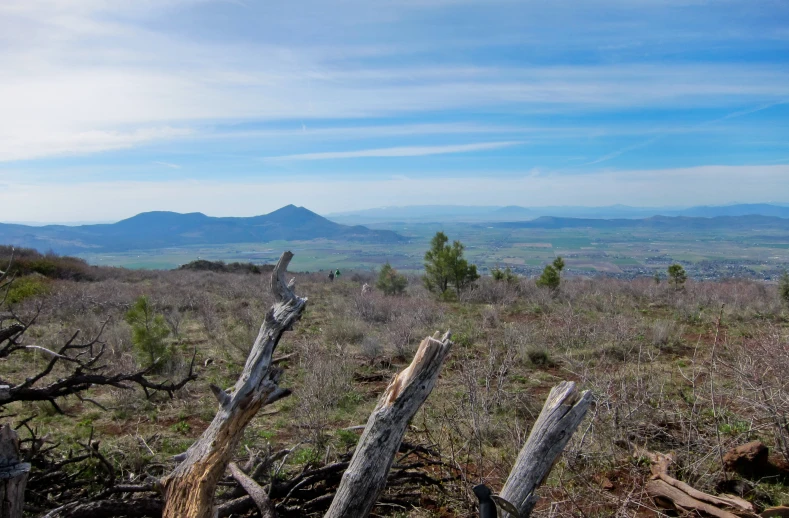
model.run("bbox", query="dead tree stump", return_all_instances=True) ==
[324,331,452,518]
[499,381,592,517]
[161,252,306,518]
[0,425,30,518]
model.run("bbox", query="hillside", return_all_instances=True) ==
[0,205,407,254]
[3,252,789,516]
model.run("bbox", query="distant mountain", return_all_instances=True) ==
[328,203,789,224]
[489,214,789,231]
[0,205,406,255]
[678,204,789,218]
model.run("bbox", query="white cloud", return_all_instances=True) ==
[0,1,787,160]
[0,127,194,162]
[266,141,524,161]
[1,165,786,223]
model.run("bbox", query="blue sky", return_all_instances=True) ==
[1,0,788,222]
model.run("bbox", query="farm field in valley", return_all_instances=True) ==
[79,223,789,281]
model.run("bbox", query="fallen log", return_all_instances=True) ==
[642,450,759,518]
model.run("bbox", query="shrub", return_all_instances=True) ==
[177,259,271,274]
[124,296,171,367]
[376,262,408,295]
[525,346,555,367]
[0,246,93,281]
[779,271,789,307]
[5,276,50,304]
[324,316,365,346]
[491,266,517,284]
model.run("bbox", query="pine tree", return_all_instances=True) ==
[536,256,564,291]
[376,262,408,295]
[423,232,479,298]
[667,264,687,290]
[125,296,171,367]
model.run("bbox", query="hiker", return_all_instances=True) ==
[334,269,341,278]
[328,271,335,282]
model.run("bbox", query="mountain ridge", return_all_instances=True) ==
[0,205,406,255]
[327,203,789,224]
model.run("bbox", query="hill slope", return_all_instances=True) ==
[0,205,407,254]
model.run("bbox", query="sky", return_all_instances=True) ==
[1,0,788,223]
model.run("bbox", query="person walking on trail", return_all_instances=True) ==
[328,271,335,282]
[334,269,341,278]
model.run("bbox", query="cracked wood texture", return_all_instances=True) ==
[161,251,306,518]
[499,381,592,518]
[324,330,452,518]
[0,425,30,518]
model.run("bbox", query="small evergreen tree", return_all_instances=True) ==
[536,256,564,291]
[779,270,789,307]
[125,296,171,367]
[423,231,479,298]
[667,264,687,290]
[376,262,408,295]
[492,266,517,284]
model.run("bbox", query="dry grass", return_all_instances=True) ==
[3,266,789,516]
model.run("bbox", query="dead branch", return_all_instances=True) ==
[161,251,307,518]
[228,461,276,518]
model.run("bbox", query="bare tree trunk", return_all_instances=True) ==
[0,425,30,518]
[499,381,592,517]
[161,252,306,518]
[324,331,452,518]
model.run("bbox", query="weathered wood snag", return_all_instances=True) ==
[0,425,30,518]
[643,450,758,518]
[161,251,306,518]
[499,380,592,518]
[324,330,453,518]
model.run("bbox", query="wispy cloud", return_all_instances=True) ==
[153,161,182,169]
[0,0,787,161]
[0,0,787,214]
[0,127,194,162]
[265,141,524,161]
[584,136,663,165]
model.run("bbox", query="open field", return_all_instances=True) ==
[79,222,789,281]
[3,249,789,516]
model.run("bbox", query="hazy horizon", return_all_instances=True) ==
[1,1,787,223]
[4,200,789,226]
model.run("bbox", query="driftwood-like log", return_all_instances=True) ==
[324,331,452,518]
[642,450,758,518]
[161,251,306,518]
[499,381,592,517]
[0,425,30,518]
